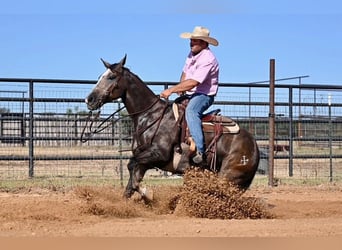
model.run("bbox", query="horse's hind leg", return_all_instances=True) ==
[218,153,257,190]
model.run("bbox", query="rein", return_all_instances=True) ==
[132,98,168,154]
[80,96,162,143]
[80,106,125,143]
[127,95,161,117]
[82,64,167,151]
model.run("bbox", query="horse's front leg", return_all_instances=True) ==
[123,158,136,199]
[123,157,151,200]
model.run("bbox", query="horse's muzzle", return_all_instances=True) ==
[85,94,101,111]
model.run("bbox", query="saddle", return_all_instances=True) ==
[172,96,240,170]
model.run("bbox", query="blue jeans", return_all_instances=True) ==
[185,93,214,154]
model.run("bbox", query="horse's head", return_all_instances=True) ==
[85,55,127,110]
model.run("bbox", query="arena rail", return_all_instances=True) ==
[1,77,341,183]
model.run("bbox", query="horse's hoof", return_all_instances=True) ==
[141,187,154,201]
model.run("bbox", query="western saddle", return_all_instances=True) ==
[172,96,239,170]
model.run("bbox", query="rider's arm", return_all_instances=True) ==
[180,72,186,82]
[160,76,198,99]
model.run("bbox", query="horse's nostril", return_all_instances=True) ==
[86,95,94,104]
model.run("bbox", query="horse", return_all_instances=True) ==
[85,55,260,201]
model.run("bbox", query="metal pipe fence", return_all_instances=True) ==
[0,77,341,184]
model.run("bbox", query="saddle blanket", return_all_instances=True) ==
[172,103,240,134]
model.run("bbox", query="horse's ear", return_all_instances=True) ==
[119,54,127,67]
[100,58,112,69]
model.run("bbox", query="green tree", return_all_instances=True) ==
[0,107,10,113]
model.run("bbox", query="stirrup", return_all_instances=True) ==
[192,152,203,164]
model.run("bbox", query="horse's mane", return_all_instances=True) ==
[121,65,152,88]
[108,63,157,102]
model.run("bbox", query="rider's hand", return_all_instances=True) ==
[160,89,172,99]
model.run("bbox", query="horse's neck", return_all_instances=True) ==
[123,73,159,115]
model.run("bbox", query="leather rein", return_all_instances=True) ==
[81,67,168,155]
[81,96,166,153]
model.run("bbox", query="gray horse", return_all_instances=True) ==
[85,55,259,200]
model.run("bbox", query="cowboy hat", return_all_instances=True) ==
[180,26,219,46]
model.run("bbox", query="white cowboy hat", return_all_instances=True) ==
[180,26,219,46]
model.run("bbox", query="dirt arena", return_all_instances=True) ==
[0,169,341,237]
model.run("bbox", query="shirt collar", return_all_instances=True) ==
[191,47,209,58]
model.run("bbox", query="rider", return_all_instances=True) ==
[160,26,219,165]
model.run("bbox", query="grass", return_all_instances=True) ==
[0,175,184,193]
[1,173,341,194]
[0,177,119,192]
[251,174,342,187]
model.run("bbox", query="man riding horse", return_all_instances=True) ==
[85,27,259,200]
[160,26,219,168]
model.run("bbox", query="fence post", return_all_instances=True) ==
[328,94,333,182]
[118,101,124,187]
[28,80,34,178]
[268,59,275,187]
[288,87,294,176]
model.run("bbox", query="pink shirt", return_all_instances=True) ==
[182,48,219,96]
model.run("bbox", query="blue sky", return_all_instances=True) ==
[1,0,342,85]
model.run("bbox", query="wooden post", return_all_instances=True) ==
[268,59,275,187]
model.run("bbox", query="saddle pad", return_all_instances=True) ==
[202,122,240,134]
[172,103,180,121]
[173,103,240,134]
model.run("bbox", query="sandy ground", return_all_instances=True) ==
[0,176,341,238]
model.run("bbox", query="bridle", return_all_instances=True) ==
[80,95,162,142]
[80,106,125,143]
[81,68,164,144]
[80,68,124,143]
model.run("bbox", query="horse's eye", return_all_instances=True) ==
[108,75,116,80]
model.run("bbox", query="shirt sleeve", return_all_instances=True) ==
[190,61,212,84]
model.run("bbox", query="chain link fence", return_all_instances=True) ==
[1,78,341,184]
